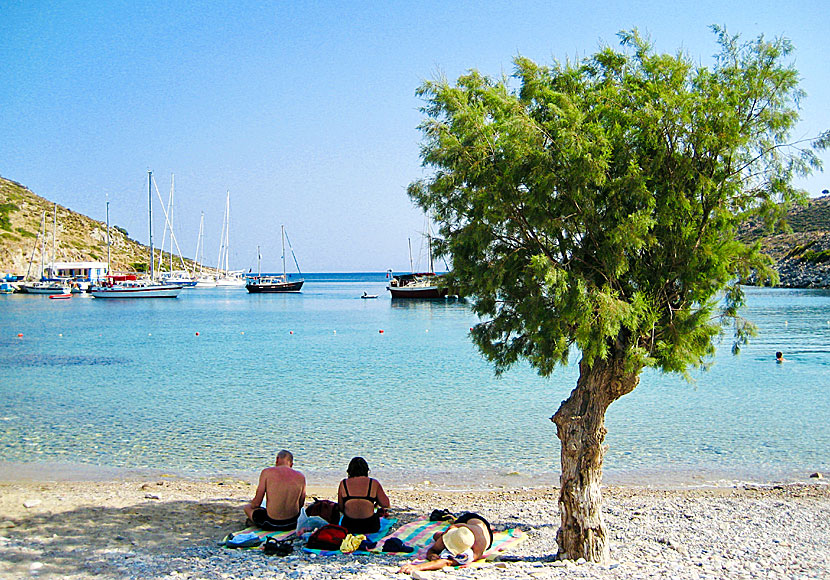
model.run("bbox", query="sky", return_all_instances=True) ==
[2,1,829,272]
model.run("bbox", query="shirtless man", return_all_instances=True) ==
[243,449,306,531]
[398,512,493,574]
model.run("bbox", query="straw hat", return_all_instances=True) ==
[443,526,475,555]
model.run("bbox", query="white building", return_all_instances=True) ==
[44,261,108,282]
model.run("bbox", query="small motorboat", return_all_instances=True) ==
[49,293,72,300]
[361,292,378,299]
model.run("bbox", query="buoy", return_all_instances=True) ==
[59,333,63,337]
[379,329,384,334]
[425,329,429,333]
[17,333,22,337]
[333,330,336,334]
[290,331,293,335]
[195,332,199,336]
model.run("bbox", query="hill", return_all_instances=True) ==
[0,175,206,277]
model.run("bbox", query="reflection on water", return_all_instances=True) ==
[1,354,128,367]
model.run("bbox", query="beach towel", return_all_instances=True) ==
[220,526,296,550]
[302,517,397,555]
[378,518,527,566]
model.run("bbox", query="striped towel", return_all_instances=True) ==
[378,518,527,565]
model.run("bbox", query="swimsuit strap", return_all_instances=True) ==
[342,478,376,502]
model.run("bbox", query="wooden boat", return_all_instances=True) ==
[387,272,447,299]
[245,275,304,293]
[246,226,305,294]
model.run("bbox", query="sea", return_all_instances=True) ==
[1,273,828,489]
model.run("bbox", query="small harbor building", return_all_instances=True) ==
[44,261,109,283]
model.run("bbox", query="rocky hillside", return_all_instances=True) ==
[0,175,206,276]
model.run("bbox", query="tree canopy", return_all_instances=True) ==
[409,27,828,381]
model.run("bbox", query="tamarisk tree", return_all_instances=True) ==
[408,28,827,563]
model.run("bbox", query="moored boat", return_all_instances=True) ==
[89,280,182,298]
[387,272,447,299]
[245,227,304,294]
[245,275,304,293]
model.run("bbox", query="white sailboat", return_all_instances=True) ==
[18,206,72,295]
[192,211,216,287]
[90,171,182,298]
[214,190,246,287]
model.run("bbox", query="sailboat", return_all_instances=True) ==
[245,226,304,293]
[214,190,246,287]
[89,171,182,298]
[18,205,73,295]
[387,227,447,299]
[157,175,197,287]
[192,212,217,287]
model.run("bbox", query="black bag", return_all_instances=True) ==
[305,498,341,524]
[305,524,348,550]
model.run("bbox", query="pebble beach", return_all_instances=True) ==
[1,476,828,580]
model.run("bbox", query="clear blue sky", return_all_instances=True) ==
[2,1,828,272]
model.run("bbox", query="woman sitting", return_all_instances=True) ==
[337,456,390,534]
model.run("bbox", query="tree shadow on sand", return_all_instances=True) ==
[0,497,242,579]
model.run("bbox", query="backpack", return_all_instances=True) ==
[305,499,340,524]
[305,524,348,550]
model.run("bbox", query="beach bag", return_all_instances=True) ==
[305,499,340,524]
[306,524,349,550]
[296,507,330,535]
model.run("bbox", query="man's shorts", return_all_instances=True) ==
[250,508,299,531]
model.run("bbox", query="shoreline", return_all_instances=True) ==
[0,475,828,579]
[0,460,825,492]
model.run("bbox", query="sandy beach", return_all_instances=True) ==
[1,475,828,580]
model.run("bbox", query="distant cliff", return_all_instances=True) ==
[0,175,205,276]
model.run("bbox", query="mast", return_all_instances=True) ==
[281,225,286,279]
[257,245,262,277]
[408,237,413,273]
[195,211,205,276]
[224,190,230,274]
[40,210,47,279]
[51,202,57,278]
[26,211,45,280]
[106,196,111,275]
[148,170,154,281]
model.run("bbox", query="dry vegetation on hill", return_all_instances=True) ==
[0,176,206,277]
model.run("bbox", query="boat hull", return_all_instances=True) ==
[246,280,304,293]
[388,286,447,299]
[89,284,182,298]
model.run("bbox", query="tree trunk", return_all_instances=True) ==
[551,356,639,564]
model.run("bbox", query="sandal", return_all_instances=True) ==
[263,537,294,556]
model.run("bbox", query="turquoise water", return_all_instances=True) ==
[1,276,828,488]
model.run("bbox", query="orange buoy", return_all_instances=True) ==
[289,331,293,335]
[379,329,384,334]
[17,333,23,337]
[195,332,200,336]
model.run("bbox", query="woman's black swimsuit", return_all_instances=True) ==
[340,478,381,534]
[455,512,494,548]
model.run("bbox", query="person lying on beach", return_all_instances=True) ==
[397,512,493,574]
[337,456,390,534]
[243,449,306,531]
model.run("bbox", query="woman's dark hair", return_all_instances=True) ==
[347,456,370,478]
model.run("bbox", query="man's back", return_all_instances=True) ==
[262,465,306,520]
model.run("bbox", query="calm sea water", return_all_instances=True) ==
[1,275,828,488]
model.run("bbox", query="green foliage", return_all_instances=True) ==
[16,227,36,239]
[410,27,825,379]
[114,226,129,238]
[800,249,830,264]
[131,262,148,273]
[0,202,18,231]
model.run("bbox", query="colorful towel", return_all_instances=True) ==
[377,518,527,566]
[302,517,397,555]
[221,526,295,550]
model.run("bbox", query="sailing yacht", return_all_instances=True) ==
[214,190,246,287]
[90,171,182,298]
[245,226,304,293]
